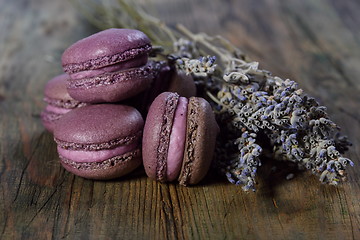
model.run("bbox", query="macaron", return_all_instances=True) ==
[41,73,86,132]
[166,70,196,98]
[128,64,196,115]
[62,28,159,103]
[142,92,219,185]
[53,104,144,180]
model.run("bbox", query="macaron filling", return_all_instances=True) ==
[41,111,62,123]
[43,97,86,109]
[63,43,152,74]
[57,141,139,163]
[45,104,72,115]
[67,62,158,90]
[166,97,188,181]
[69,54,148,80]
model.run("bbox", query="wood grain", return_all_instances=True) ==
[0,0,359,239]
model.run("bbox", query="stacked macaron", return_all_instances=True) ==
[41,28,218,185]
[61,28,159,103]
[128,62,197,114]
[41,73,87,132]
[54,104,144,180]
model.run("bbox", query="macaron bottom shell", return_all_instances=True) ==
[59,149,142,180]
[41,111,62,132]
[178,97,219,185]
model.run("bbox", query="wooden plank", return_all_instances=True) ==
[0,0,359,239]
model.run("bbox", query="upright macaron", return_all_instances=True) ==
[128,63,197,115]
[53,104,144,180]
[142,92,219,185]
[62,28,159,103]
[41,73,86,132]
[166,70,196,98]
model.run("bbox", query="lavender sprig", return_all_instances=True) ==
[174,55,217,77]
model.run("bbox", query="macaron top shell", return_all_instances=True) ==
[44,73,86,109]
[54,104,144,148]
[62,28,152,74]
[44,73,72,101]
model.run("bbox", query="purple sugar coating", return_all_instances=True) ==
[62,28,152,74]
[66,61,160,103]
[53,104,144,146]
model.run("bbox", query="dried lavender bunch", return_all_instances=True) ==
[76,0,353,191]
[170,33,353,191]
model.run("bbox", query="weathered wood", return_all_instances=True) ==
[0,0,359,239]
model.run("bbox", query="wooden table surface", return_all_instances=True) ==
[1,0,359,239]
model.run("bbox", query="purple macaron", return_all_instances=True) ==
[142,92,219,185]
[41,73,87,132]
[62,28,159,103]
[128,63,197,115]
[53,104,144,180]
[167,69,196,97]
